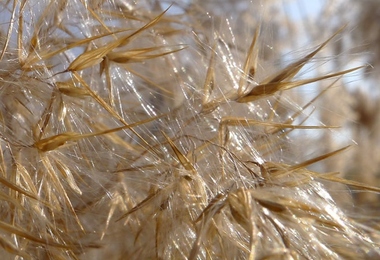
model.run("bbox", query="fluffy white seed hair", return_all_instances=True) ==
[0,0,379,259]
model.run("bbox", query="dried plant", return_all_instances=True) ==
[0,0,379,259]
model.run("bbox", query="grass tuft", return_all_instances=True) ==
[0,0,378,259]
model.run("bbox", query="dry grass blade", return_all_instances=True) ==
[15,163,39,194]
[262,25,345,85]
[34,114,165,152]
[67,41,121,71]
[237,26,346,102]
[202,46,216,105]
[250,190,318,213]
[115,183,176,222]
[228,189,255,232]
[34,91,56,141]
[99,57,115,106]
[201,91,237,113]
[117,5,173,47]
[0,221,70,248]
[238,66,362,103]
[33,132,78,152]
[107,45,187,63]
[67,6,171,71]
[289,146,351,171]
[227,189,258,260]
[238,25,260,95]
[54,159,82,195]
[221,117,339,130]
[0,174,40,202]
[195,190,229,223]
[269,144,380,194]
[113,164,162,173]
[23,29,131,67]
[318,175,380,193]
[161,131,196,173]
[91,122,137,152]
[57,82,90,98]
[256,198,287,213]
[0,144,7,178]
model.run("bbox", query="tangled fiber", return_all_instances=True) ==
[0,0,379,259]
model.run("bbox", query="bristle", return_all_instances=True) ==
[0,0,379,259]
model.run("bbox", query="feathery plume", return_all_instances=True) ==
[0,0,378,259]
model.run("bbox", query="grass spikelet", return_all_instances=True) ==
[67,6,172,72]
[0,0,379,259]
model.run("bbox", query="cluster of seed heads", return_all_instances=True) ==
[0,0,379,259]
